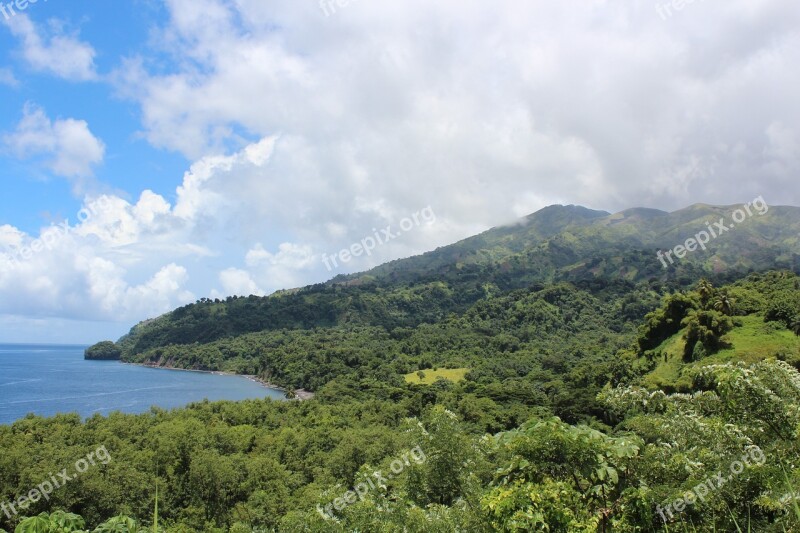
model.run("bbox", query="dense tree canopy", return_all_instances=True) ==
[7,271,799,531]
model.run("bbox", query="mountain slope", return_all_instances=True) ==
[104,202,800,359]
[339,202,800,286]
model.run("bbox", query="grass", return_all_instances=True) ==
[642,331,689,391]
[642,315,800,392]
[404,368,469,385]
[714,315,800,363]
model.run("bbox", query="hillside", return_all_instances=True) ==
[339,202,800,286]
[96,202,800,361]
[10,270,800,532]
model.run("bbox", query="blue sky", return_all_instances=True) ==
[0,1,189,240]
[0,0,798,343]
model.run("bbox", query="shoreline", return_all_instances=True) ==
[122,362,315,401]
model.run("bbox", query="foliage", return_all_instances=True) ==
[84,341,121,361]
[637,292,698,353]
[3,269,800,531]
[765,292,800,328]
[483,417,640,532]
[681,309,734,361]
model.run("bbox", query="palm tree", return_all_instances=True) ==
[697,279,714,308]
[713,294,735,316]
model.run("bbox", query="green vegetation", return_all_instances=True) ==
[84,341,121,361]
[403,368,469,385]
[88,204,800,364]
[8,511,153,533]
[641,272,800,392]
[4,272,798,531]
[13,204,800,531]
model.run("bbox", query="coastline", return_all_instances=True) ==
[123,362,315,400]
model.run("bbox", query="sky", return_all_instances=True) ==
[0,0,798,343]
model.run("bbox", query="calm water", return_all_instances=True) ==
[0,344,285,425]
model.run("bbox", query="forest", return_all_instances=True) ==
[1,270,799,532]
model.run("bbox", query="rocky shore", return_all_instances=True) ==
[132,362,315,400]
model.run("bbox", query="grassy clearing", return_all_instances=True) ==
[714,315,800,362]
[641,332,688,391]
[642,315,800,392]
[404,368,470,385]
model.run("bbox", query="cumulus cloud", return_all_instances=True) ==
[245,242,317,290]
[3,14,97,81]
[0,188,197,323]
[0,238,195,322]
[4,103,105,179]
[111,0,800,217]
[216,268,264,297]
[0,134,461,327]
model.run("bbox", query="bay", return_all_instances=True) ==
[0,343,285,425]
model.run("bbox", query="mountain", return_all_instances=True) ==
[336,202,800,287]
[101,202,800,361]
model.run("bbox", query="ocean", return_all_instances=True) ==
[0,343,285,425]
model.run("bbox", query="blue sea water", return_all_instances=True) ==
[0,344,285,425]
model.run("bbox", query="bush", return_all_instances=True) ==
[765,292,800,328]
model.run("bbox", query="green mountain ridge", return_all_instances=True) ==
[103,202,800,361]
[343,202,800,285]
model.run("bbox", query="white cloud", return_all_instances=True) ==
[0,135,461,326]
[0,238,195,322]
[111,0,800,220]
[245,242,313,269]
[4,103,105,179]
[217,268,264,297]
[0,224,25,249]
[4,14,97,81]
[245,242,317,290]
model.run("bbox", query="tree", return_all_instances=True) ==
[637,292,698,352]
[765,292,800,328]
[93,515,150,533]
[713,293,735,316]
[792,316,800,336]
[697,278,714,309]
[682,309,733,361]
[600,359,800,529]
[481,418,641,532]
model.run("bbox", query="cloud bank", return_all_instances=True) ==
[1,0,799,340]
